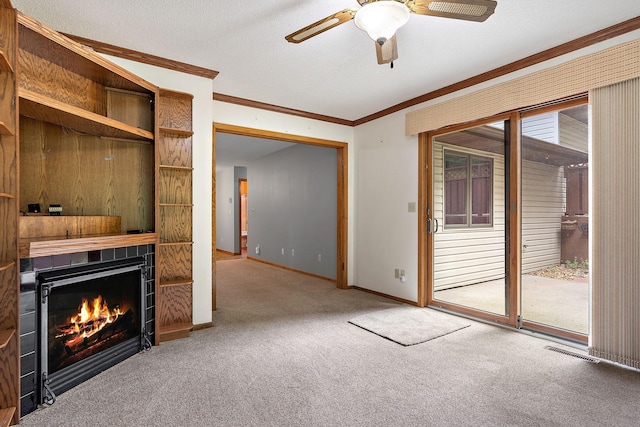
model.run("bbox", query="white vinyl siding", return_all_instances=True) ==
[521,160,565,273]
[522,112,558,143]
[433,142,505,290]
[559,113,588,152]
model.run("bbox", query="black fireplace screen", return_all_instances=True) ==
[46,269,141,373]
[37,257,147,401]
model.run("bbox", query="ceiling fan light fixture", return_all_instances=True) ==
[354,1,410,45]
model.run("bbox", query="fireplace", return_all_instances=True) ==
[36,257,150,404]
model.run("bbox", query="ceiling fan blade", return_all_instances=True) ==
[375,35,398,65]
[409,0,497,22]
[285,8,358,43]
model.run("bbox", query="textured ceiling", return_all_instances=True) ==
[11,1,640,122]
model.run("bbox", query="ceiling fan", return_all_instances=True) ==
[285,0,497,66]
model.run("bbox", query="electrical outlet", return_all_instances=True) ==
[291,249,295,256]
[395,268,400,278]
[281,248,285,255]
[317,254,322,262]
[255,245,260,255]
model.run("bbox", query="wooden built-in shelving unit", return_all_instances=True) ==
[0,4,20,425]
[0,4,195,422]
[157,89,194,342]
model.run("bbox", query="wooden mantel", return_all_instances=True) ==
[19,232,158,258]
[19,215,157,258]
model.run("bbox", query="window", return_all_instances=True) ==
[444,150,493,227]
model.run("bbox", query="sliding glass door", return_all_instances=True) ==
[519,101,589,341]
[428,120,510,321]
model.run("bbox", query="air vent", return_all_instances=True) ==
[545,346,601,364]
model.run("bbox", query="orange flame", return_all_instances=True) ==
[56,295,123,346]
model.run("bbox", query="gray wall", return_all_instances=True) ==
[248,144,337,279]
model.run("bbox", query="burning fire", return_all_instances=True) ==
[55,295,123,346]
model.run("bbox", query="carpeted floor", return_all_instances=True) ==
[21,259,640,426]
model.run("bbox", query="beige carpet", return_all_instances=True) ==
[20,259,640,427]
[349,306,470,346]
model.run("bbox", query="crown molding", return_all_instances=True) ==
[62,33,219,80]
[213,93,355,127]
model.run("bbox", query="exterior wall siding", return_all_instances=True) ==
[559,113,588,152]
[521,160,565,273]
[433,141,505,290]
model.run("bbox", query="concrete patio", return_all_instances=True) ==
[435,274,589,334]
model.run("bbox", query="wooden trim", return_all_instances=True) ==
[62,33,219,80]
[192,321,214,331]
[246,256,336,282]
[213,93,354,127]
[521,320,588,344]
[212,123,217,311]
[214,123,349,290]
[336,139,349,289]
[0,0,13,9]
[351,286,418,306]
[355,16,640,126]
[213,123,348,148]
[417,132,428,307]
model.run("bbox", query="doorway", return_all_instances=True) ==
[212,123,349,310]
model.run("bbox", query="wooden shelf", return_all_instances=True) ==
[0,193,15,199]
[159,241,193,246]
[0,329,15,350]
[0,121,13,136]
[0,407,15,427]
[19,89,154,141]
[19,232,158,258]
[0,261,15,272]
[159,322,193,342]
[0,50,13,73]
[159,203,194,207]
[159,127,194,138]
[160,279,193,288]
[159,165,193,171]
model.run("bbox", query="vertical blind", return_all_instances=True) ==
[590,77,640,369]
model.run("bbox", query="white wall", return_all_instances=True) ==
[102,55,214,326]
[353,112,419,301]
